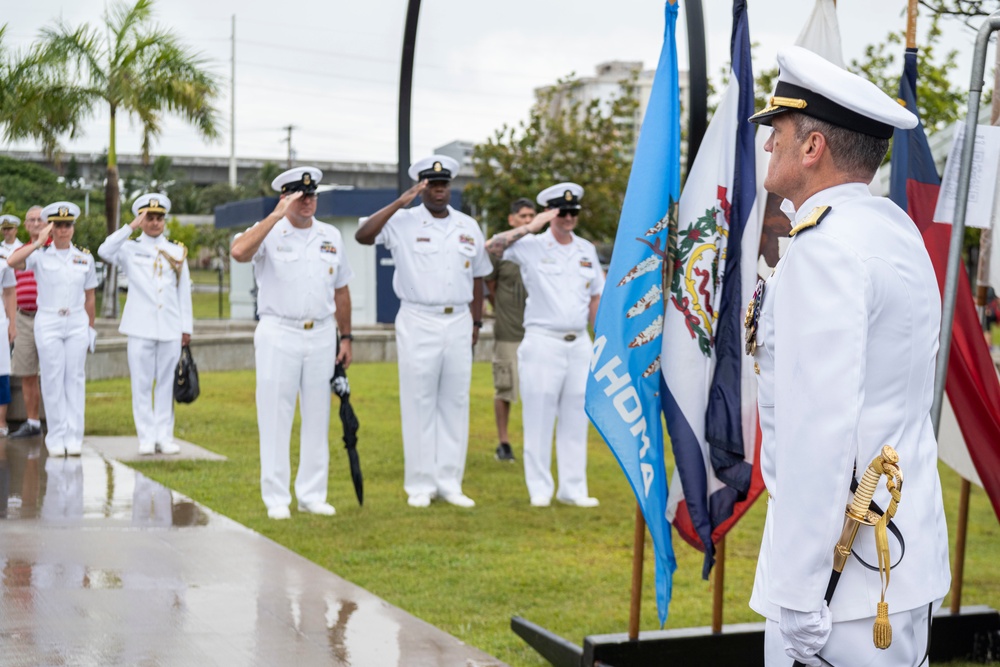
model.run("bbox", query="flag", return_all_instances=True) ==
[890,47,1000,521]
[585,0,680,626]
[661,0,758,576]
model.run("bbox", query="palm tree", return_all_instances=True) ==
[34,0,221,315]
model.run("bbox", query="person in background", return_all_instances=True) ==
[98,193,192,455]
[7,202,97,457]
[9,207,45,439]
[0,217,19,436]
[484,198,535,462]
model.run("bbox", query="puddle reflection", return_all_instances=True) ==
[0,438,209,527]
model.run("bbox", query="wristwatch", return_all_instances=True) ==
[473,321,483,328]
[341,333,354,341]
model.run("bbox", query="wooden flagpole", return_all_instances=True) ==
[628,504,646,639]
[712,536,725,633]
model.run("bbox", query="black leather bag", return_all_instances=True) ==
[174,345,200,404]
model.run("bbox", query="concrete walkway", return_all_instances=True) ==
[0,435,507,667]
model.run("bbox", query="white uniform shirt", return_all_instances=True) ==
[251,217,353,320]
[0,251,16,324]
[750,183,950,622]
[376,205,492,306]
[2,239,23,254]
[503,229,604,332]
[98,226,194,340]
[25,245,99,311]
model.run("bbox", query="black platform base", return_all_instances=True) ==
[513,605,1000,666]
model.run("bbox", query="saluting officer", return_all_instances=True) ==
[8,202,97,457]
[486,183,603,508]
[356,155,491,509]
[1,215,23,253]
[231,167,354,520]
[98,193,193,455]
[747,47,950,666]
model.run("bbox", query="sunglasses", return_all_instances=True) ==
[557,208,581,218]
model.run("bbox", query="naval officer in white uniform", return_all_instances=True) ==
[0,218,19,436]
[356,155,491,509]
[98,193,193,455]
[486,183,604,507]
[231,167,354,520]
[8,202,97,457]
[746,46,950,666]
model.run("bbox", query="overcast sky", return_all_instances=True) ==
[0,0,990,165]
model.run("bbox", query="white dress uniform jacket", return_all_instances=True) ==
[99,227,194,450]
[750,183,951,625]
[504,230,604,502]
[251,217,353,511]
[376,205,492,499]
[27,246,98,454]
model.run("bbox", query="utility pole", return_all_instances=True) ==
[282,125,296,168]
[229,14,237,188]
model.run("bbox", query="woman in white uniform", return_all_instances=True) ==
[8,202,98,457]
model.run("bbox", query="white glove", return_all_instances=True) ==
[88,326,98,353]
[779,603,831,666]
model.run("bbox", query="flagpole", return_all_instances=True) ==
[628,504,646,639]
[711,536,725,633]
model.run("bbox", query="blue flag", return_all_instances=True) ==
[585,0,680,627]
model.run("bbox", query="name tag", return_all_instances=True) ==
[416,237,431,243]
[276,245,294,253]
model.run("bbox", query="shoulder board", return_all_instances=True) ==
[74,245,91,254]
[789,206,832,237]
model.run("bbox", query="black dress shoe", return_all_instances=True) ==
[9,423,42,439]
[494,442,516,462]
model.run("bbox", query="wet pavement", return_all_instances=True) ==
[0,437,507,667]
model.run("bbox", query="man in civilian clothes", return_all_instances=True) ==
[356,155,491,509]
[9,206,44,439]
[485,198,535,462]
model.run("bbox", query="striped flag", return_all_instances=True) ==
[585,0,681,626]
[662,0,758,576]
[890,48,1000,521]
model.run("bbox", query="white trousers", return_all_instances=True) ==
[395,305,472,498]
[127,336,181,448]
[35,311,89,452]
[764,600,937,667]
[518,331,591,502]
[254,316,337,511]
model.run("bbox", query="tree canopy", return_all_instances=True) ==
[464,75,639,243]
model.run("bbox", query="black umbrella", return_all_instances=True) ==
[331,361,363,505]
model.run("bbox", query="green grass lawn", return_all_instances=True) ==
[96,289,228,320]
[85,363,1000,667]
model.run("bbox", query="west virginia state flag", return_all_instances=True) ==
[585,0,681,626]
[662,0,760,577]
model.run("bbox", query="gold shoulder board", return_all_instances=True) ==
[789,206,832,237]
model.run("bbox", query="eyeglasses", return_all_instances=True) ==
[557,208,581,218]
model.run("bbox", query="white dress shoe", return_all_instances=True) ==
[65,442,82,456]
[47,445,66,457]
[267,506,291,520]
[557,496,600,508]
[530,496,551,507]
[298,501,336,516]
[157,441,181,455]
[407,494,431,508]
[441,493,476,508]
[138,442,156,455]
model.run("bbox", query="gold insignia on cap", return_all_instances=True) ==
[59,206,69,217]
[433,161,443,172]
[150,197,160,208]
[564,190,573,201]
[770,95,807,109]
[304,173,311,185]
